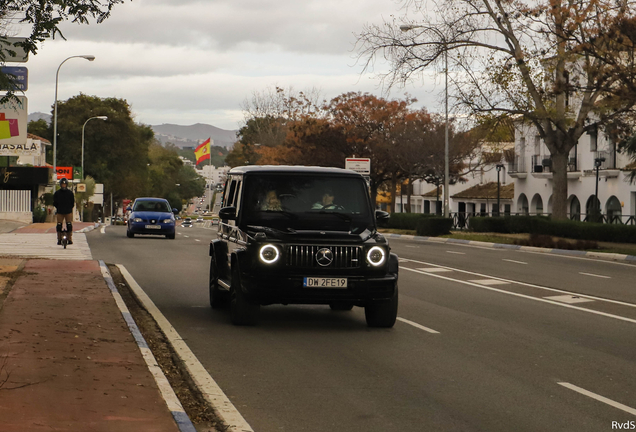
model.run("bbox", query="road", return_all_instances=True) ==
[87,225,636,431]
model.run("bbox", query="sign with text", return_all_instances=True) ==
[0,96,27,145]
[56,166,73,180]
[345,158,371,175]
[0,140,40,157]
[73,166,83,180]
[0,66,28,91]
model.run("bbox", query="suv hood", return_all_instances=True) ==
[247,226,376,242]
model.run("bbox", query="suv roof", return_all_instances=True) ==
[228,165,362,176]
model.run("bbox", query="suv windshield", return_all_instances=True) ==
[241,174,374,233]
[133,200,169,212]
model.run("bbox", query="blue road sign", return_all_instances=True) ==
[1,67,28,91]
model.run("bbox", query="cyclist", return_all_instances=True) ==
[53,178,75,245]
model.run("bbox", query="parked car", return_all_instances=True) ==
[209,165,397,327]
[126,198,178,239]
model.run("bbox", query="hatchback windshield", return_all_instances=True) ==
[242,174,373,232]
[133,200,169,212]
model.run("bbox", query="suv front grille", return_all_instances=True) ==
[286,245,361,269]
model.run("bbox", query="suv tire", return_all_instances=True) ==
[364,284,398,328]
[230,266,260,326]
[209,259,229,309]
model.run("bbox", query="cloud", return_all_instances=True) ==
[17,0,444,130]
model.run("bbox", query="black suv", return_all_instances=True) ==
[209,166,398,327]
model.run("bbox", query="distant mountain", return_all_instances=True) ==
[28,112,51,123]
[26,113,238,149]
[151,123,237,149]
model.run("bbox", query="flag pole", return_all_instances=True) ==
[208,138,213,214]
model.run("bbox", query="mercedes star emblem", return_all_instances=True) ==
[316,248,333,266]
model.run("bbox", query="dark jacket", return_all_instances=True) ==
[53,188,75,214]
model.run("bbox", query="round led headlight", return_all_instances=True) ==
[259,244,280,264]
[366,246,386,266]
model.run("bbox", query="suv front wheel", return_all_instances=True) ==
[230,266,260,326]
[364,284,398,328]
[209,259,229,309]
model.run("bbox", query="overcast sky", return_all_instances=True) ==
[14,0,441,131]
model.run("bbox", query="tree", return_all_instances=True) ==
[0,0,124,102]
[55,94,153,204]
[357,1,636,219]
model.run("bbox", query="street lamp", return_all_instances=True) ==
[594,156,605,221]
[496,164,505,217]
[79,115,107,222]
[400,25,450,218]
[52,55,95,183]
[81,116,107,182]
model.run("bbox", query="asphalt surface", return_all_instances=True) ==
[87,224,636,432]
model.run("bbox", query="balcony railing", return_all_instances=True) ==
[449,212,635,230]
[507,155,526,173]
[595,151,616,169]
[531,155,552,173]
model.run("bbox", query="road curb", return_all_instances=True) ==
[116,264,255,432]
[384,234,636,263]
[77,222,101,233]
[98,261,197,432]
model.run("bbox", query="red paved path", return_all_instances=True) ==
[0,260,179,432]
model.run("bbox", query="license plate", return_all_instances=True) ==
[145,225,161,229]
[303,277,347,288]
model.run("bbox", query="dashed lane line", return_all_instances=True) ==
[397,317,440,334]
[579,272,611,279]
[558,382,636,416]
[503,259,527,265]
[446,251,466,255]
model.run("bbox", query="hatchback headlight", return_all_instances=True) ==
[133,218,143,222]
[366,246,386,266]
[259,244,280,264]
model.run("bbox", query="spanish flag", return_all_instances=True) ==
[194,138,211,165]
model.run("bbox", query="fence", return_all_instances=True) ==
[0,190,31,212]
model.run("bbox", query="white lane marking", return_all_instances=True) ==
[401,267,636,325]
[558,382,636,416]
[100,226,106,234]
[184,235,189,238]
[503,259,527,265]
[545,295,594,304]
[405,245,419,248]
[397,317,440,334]
[418,267,453,273]
[117,265,254,431]
[467,279,510,286]
[401,259,636,309]
[195,239,201,242]
[579,272,611,279]
[446,251,466,255]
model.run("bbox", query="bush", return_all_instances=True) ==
[387,212,435,230]
[32,206,47,223]
[514,233,599,250]
[470,215,636,244]
[416,217,453,237]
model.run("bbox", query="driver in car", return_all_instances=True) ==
[312,189,339,209]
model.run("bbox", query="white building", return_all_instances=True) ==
[197,165,230,188]
[509,122,635,223]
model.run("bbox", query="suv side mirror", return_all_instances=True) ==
[219,206,237,220]
[375,210,390,222]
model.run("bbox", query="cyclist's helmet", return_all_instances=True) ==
[59,178,68,186]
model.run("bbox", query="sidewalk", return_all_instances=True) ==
[0,258,183,431]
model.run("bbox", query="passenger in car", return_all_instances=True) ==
[312,189,337,209]
[261,190,283,211]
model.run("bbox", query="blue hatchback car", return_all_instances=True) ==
[126,198,178,239]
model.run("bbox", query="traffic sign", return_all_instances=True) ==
[0,37,29,63]
[0,67,28,91]
[345,158,371,175]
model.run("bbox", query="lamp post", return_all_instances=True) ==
[52,55,95,183]
[400,25,450,218]
[496,164,505,217]
[594,156,605,221]
[81,116,108,181]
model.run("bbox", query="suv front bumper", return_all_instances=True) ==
[239,271,397,306]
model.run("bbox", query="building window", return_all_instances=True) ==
[589,127,598,152]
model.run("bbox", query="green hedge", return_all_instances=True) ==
[469,216,636,244]
[416,217,453,237]
[386,212,435,230]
